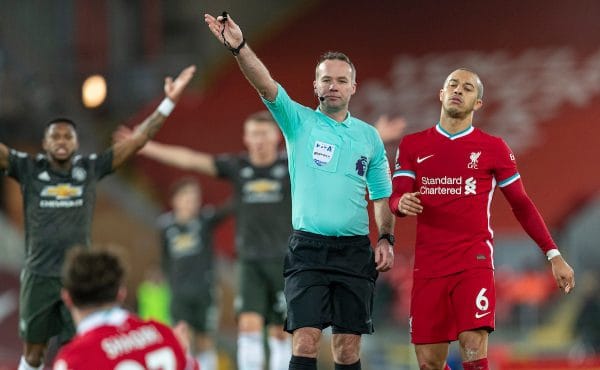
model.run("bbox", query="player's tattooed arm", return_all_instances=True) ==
[0,143,9,171]
[110,65,196,169]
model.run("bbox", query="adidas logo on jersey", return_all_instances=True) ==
[38,171,51,182]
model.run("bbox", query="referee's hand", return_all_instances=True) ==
[375,241,394,272]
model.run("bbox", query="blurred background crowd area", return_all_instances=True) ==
[1,1,600,369]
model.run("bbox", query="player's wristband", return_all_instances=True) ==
[546,249,561,261]
[157,97,175,117]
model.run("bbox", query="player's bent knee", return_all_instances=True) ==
[458,330,488,360]
[238,312,264,332]
[268,325,289,340]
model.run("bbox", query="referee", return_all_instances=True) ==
[205,13,395,370]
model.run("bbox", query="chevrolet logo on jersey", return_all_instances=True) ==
[243,179,283,203]
[172,233,197,254]
[41,184,83,199]
[39,184,84,208]
[244,179,281,193]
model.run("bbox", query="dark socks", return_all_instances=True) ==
[334,359,361,370]
[289,355,317,370]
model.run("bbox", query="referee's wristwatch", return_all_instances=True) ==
[378,233,395,246]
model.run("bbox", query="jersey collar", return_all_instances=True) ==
[435,122,474,140]
[315,107,352,127]
[77,307,128,335]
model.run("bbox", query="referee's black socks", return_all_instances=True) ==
[335,359,361,370]
[289,355,317,370]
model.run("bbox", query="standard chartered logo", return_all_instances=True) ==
[420,176,477,195]
[465,177,477,195]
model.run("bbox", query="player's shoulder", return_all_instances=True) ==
[156,211,175,229]
[400,126,433,146]
[472,126,498,140]
[472,127,508,147]
[8,148,31,159]
[277,151,288,163]
[215,152,241,165]
[199,205,217,219]
[53,331,104,369]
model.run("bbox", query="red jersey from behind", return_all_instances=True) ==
[53,308,199,370]
[392,124,520,278]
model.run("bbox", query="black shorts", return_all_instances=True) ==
[171,290,217,333]
[235,259,286,325]
[283,230,378,335]
[19,269,75,344]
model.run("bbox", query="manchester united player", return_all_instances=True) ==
[0,65,195,370]
[115,111,293,370]
[53,248,199,370]
[389,68,575,370]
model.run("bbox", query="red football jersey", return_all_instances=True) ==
[53,308,199,370]
[392,124,520,278]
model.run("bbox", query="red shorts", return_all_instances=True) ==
[409,268,495,344]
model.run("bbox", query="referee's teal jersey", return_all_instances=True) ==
[262,84,391,236]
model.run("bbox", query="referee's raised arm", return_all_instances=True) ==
[204,13,278,102]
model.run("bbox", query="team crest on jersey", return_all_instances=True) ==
[72,167,87,181]
[41,184,83,199]
[240,167,254,178]
[313,141,335,166]
[355,156,368,176]
[467,152,481,169]
[271,164,287,178]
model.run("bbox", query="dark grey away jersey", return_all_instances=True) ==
[215,153,291,260]
[6,149,113,276]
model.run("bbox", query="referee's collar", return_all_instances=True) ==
[315,107,352,127]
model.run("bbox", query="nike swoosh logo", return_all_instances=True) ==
[416,154,434,163]
[475,311,491,319]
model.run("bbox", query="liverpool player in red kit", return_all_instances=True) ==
[53,248,199,370]
[389,68,575,370]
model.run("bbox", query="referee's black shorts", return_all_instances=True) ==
[283,230,378,335]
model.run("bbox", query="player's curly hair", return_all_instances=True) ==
[62,247,124,308]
